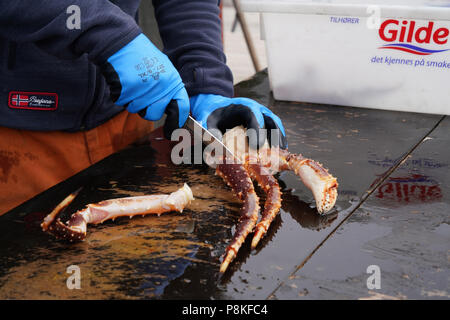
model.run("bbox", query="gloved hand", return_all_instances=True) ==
[190,94,287,149]
[102,33,189,139]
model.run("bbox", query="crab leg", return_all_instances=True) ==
[41,184,194,242]
[245,160,282,249]
[259,147,338,214]
[283,152,338,214]
[216,159,260,273]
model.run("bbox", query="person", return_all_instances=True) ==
[0,0,287,214]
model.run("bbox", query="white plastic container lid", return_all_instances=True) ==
[241,0,450,20]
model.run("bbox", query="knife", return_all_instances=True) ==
[139,100,241,165]
[183,114,242,165]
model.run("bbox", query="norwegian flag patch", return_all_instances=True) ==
[8,92,58,111]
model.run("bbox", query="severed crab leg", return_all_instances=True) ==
[216,159,260,273]
[41,184,194,242]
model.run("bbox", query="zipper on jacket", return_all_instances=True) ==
[7,41,17,70]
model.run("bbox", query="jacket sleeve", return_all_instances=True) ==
[152,0,234,98]
[0,0,142,64]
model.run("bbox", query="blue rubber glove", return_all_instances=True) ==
[190,94,287,149]
[102,34,189,139]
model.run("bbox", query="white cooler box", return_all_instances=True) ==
[241,0,450,115]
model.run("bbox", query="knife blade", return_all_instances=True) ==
[183,115,242,165]
[140,100,242,165]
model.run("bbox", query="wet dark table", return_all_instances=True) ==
[0,70,448,299]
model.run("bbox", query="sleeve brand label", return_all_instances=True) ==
[8,91,58,111]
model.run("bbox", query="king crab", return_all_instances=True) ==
[208,126,338,273]
[40,126,338,275]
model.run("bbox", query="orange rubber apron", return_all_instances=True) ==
[0,111,154,215]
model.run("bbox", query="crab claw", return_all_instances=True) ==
[41,187,82,232]
[286,156,338,214]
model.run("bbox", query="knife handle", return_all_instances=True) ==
[138,100,180,140]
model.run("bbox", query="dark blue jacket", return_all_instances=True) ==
[0,0,233,131]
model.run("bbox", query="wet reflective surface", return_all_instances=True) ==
[0,70,447,299]
[272,118,450,300]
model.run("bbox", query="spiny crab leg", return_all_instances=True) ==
[41,184,194,242]
[245,160,282,249]
[216,159,260,273]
